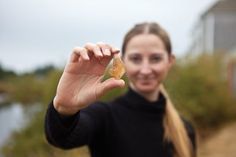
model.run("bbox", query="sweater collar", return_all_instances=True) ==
[121,88,166,115]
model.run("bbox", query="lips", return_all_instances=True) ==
[137,78,156,84]
[136,75,156,81]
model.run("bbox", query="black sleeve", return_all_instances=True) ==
[183,119,197,157]
[44,100,110,149]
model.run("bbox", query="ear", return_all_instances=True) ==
[168,54,175,69]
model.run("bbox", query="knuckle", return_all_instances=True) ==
[97,42,111,50]
[84,42,94,48]
[73,46,82,52]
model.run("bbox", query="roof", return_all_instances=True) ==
[202,0,236,18]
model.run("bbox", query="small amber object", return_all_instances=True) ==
[109,55,125,79]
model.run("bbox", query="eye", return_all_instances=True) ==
[128,55,142,64]
[150,55,162,63]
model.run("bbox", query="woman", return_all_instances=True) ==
[45,22,196,157]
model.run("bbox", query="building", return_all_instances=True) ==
[189,0,236,54]
[189,0,236,95]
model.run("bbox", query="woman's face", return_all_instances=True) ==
[123,34,174,94]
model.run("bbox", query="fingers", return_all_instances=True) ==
[96,42,120,56]
[95,78,125,98]
[69,42,120,63]
[85,43,103,58]
[85,42,120,57]
[69,47,89,63]
[111,47,120,54]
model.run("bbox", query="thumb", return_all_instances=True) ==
[96,78,125,98]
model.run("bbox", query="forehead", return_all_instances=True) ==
[125,34,166,54]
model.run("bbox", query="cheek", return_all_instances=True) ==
[153,62,171,75]
[124,63,139,77]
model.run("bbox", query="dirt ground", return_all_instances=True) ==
[198,122,236,157]
[54,122,236,157]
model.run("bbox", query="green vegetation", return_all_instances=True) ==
[0,64,16,80]
[165,54,236,129]
[1,53,236,156]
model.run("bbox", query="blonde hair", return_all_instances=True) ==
[122,22,194,157]
[160,84,193,157]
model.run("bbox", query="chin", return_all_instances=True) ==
[135,84,158,94]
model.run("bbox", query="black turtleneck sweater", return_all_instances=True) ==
[45,89,196,157]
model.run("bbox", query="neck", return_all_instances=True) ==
[130,85,160,102]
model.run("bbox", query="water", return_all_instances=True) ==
[0,103,40,148]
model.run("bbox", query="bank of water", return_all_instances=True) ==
[0,103,41,149]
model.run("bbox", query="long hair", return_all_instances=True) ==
[121,22,193,157]
[160,84,193,157]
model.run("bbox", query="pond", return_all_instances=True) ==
[0,103,41,149]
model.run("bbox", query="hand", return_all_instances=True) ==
[53,42,125,115]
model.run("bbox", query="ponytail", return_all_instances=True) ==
[160,84,193,157]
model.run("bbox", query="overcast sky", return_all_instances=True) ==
[0,0,217,73]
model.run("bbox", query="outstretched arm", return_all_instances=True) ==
[53,42,125,115]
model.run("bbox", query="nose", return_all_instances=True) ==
[140,61,152,74]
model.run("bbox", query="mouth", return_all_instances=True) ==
[137,78,155,84]
[137,76,156,81]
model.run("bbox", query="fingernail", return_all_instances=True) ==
[104,49,111,56]
[96,51,103,57]
[84,56,90,60]
[113,48,120,53]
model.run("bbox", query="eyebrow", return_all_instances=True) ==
[127,50,167,56]
[150,53,164,57]
[127,52,141,56]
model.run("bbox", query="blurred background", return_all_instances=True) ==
[0,0,236,156]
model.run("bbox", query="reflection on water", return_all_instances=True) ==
[0,103,41,148]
